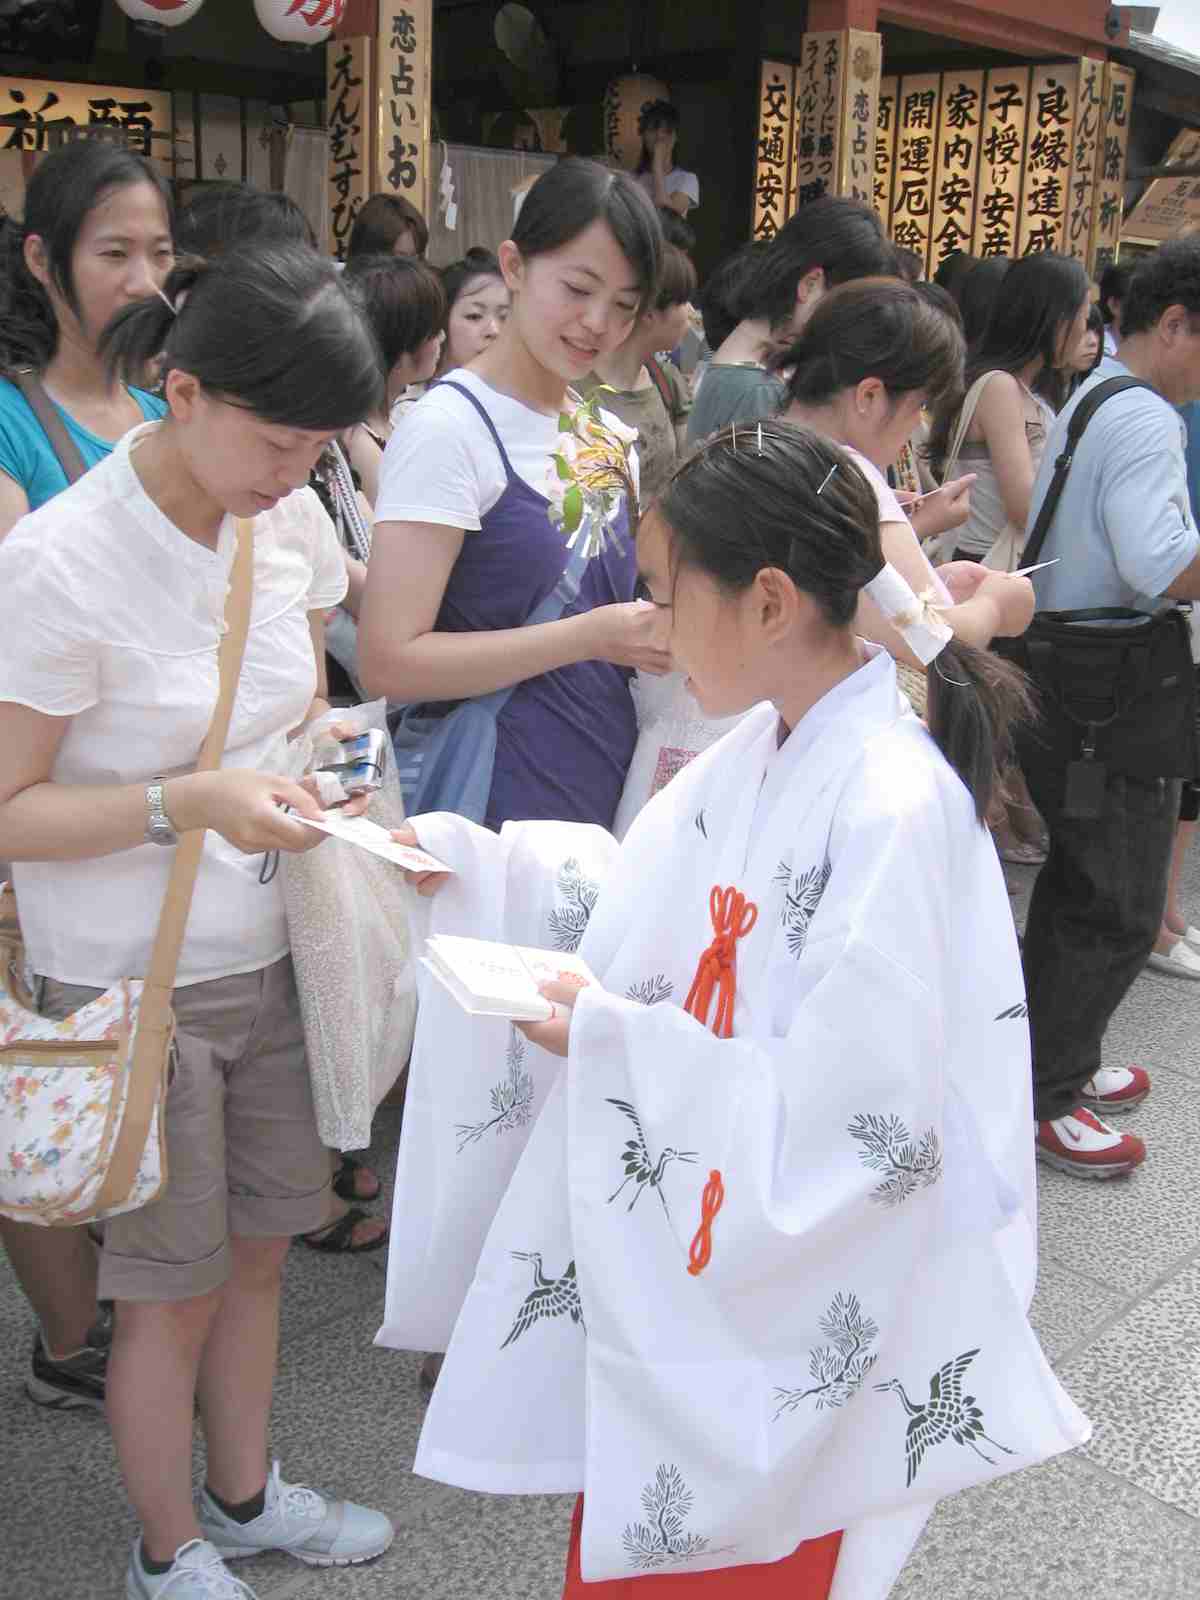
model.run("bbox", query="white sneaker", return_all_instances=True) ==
[125,1539,257,1598]
[197,1461,394,1569]
[1146,940,1200,979]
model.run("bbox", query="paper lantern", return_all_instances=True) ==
[253,0,346,46]
[602,75,670,171]
[114,0,205,28]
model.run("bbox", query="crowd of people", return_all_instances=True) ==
[0,138,1198,1600]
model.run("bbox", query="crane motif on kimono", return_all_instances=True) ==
[874,1348,1016,1486]
[501,1252,584,1348]
[606,1098,697,1218]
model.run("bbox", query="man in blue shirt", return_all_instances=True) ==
[1022,239,1200,1182]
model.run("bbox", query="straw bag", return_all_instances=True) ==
[0,521,254,1227]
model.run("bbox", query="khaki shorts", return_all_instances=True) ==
[38,957,333,1303]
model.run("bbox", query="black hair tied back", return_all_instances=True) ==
[101,242,384,433]
[658,420,1033,821]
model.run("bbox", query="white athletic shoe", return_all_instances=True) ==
[125,1539,257,1598]
[197,1461,394,1569]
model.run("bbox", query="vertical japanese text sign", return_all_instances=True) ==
[1018,65,1076,254]
[1065,58,1103,261]
[838,31,881,208]
[892,75,942,270]
[875,75,898,224]
[930,70,982,270]
[327,36,371,263]
[1089,63,1135,276]
[973,68,1030,258]
[791,33,844,212]
[753,61,795,240]
[375,0,432,223]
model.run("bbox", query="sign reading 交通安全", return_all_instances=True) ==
[891,74,941,267]
[972,67,1030,259]
[753,60,796,241]
[929,70,982,271]
[1018,64,1076,255]
[374,0,432,223]
[838,31,881,209]
[0,77,172,168]
[327,35,371,262]
[1065,57,1103,262]
[1089,62,1135,274]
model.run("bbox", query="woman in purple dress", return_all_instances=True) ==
[359,159,671,831]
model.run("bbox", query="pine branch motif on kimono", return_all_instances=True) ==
[848,1112,943,1207]
[606,1097,697,1218]
[874,1348,1017,1487]
[773,858,832,959]
[995,1001,1029,1020]
[621,1464,728,1571]
[624,974,675,1006]
[500,1252,585,1348]
[454,1028,535,1153]
[548,857,600,953]
[773,1291,880,1418]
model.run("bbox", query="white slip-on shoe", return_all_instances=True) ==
[125,1539,257,1599]
[1146,940,1200,979]
[198,1461,395,1569]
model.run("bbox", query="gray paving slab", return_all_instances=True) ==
[1028,1254,1131,1366]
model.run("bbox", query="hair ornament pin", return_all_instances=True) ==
[816,463,838,496]
[731,420,738,454]
[756,422,765,457]
[155,285,178,317]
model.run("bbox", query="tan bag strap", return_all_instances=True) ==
[942,370,1002,483]
[93,518,255,1215]
[11,369,88,484]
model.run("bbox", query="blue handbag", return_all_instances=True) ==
[389,539,589,824]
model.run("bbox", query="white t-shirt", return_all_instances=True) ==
[637,167,700,209]
[374,367,637,529]
[845,445,953,606]
[0,422,347,988]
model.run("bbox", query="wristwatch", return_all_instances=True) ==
[145,778,179,848]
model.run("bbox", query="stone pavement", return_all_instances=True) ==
[5,852,1200,1599]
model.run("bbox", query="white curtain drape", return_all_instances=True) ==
[283,126,331,252]
[426,145,557,265]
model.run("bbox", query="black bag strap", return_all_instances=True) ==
[10,367,88,485]
[1021,376,1156,570]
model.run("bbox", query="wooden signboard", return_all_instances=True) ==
[1089,62,1135,275]
[891,74,941,267]
[753,60,796,241]
[929,69,983,271]
[0,77,172,171]
[973,67,1030,259]
[874,75,898,224]
[327,35,372,262]
[1122,127,1200,244]
[838,30,881,209]
[791,31,845,212]
[1018,65,1077,255]
[1065,57,1104,261]
[374,0,433,226]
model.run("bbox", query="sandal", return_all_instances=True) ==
[998,838,1047,866]
[332,1154,383,1204]
[300,1207,389,1254]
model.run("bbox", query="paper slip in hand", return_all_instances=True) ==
[297,812,453,875]
[1009,559,1060,578]
[421,933,596,1022]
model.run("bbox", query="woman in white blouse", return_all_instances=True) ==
[0,244,393,1600]
[635,100,699,218]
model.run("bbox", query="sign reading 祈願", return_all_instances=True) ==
[327,36,371,262]
[374,0,432,223]
[0,77,172,169]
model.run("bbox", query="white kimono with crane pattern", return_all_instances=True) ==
[377,648,1090,1596]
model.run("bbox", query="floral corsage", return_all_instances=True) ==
[544,389,639,558]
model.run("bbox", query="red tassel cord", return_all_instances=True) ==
[678,886,756,1276]
[684,885,758,1040]
[687,1169,725,1277]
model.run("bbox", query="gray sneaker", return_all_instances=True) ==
[197,1461,394,1568]
[125,1539,257,1598]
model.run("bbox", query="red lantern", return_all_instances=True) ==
[253,0,346,46]
[114,0,205,28]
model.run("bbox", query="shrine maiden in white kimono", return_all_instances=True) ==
[379,630,1089,1599]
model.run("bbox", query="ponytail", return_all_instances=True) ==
[924,638,1037,824]
[0,216,57,370]
[101,257,200,388]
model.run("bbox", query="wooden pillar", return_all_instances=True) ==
[807,0,879,31]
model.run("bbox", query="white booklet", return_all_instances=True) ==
[295,812,452,875]
[421,933,596,1022]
